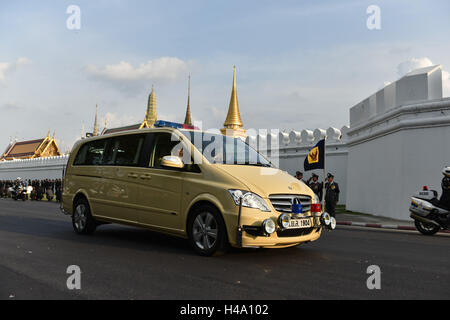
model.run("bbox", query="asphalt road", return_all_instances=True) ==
[0,199,449,300]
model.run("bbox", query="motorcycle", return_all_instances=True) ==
[10,185,28,201]
[409,186,450,235]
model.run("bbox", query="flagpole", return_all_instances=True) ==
[322,138,327,210]
[303,138,327,211]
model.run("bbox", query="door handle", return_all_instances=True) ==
[139,174,152,180]
[127,173,138,178]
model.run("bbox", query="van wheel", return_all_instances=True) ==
[72,198,97,235]
[188,204,228,256]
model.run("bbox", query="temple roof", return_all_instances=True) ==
[221,66,246,138]
[184,74,193,126]
[1,136,61,161]
[145,86,157,127]
[223,66,243,129]
[93,105,99,136]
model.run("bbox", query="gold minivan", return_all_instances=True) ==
[62,127,334,256]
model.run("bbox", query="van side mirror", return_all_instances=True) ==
[161,155,184,169]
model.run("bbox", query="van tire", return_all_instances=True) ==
[72,197,97,235]
[187,204,228,256]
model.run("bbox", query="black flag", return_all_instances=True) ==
[304,139,325,171]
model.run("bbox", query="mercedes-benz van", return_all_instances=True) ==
[62,127,332,256]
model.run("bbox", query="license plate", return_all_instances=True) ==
[287,218,312,229]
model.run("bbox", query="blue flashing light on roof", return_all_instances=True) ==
[154,120,199,130]
[154,120,183,129]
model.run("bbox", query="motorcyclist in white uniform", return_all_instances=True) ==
[439,167,450,210]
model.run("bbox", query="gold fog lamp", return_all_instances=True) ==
[278,213,290,229]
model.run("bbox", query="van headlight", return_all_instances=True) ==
[228,190,271,212]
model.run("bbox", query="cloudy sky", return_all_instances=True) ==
[1,0,450,152]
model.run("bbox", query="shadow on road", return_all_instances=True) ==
[0,210,329,263]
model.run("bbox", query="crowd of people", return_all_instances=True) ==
[295,171,340,217]
[0,178,62,202]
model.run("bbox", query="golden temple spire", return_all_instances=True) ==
[145,85,157,127]
[221,66,246,137]
[184,74,193,126]
[93,104,99,136]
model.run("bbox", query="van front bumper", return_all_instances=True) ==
[240,224,323,248]
[224,208,325,248]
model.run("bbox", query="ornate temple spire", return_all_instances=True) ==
[93,104,99,136]
[145,85,157,127]
[221,66,246,137]
[184,74,193,126]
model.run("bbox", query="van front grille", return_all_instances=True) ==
[268,194,312,213]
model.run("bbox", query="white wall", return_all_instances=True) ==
[345,64,449,220]
[346,96,450,219]
[349,65,443,127]
[347,121,450,220]
[0,155,69,180]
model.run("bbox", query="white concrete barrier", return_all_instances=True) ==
[0,155,69,180]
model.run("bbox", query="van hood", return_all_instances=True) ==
[214,165,314,198]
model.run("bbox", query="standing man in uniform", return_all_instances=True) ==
[308,173,323,200]
[295,171,306,183]
[325,173,340,217]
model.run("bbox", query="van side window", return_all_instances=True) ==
[105,134,145,167]
[151,133,183,169]
[73,140,107,166]
[102,138,117,166]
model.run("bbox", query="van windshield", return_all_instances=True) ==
[179,130,272,167]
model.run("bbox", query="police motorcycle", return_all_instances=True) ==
[409,167,450,235]
[10,178,28,201]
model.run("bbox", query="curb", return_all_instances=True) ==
[336,221,450,234]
